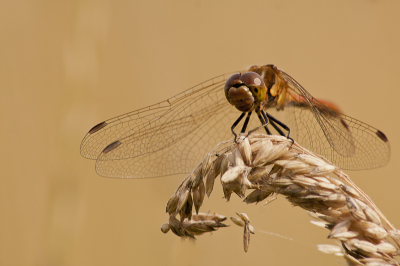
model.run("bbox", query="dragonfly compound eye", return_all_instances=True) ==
[224,73,241,103]
[224,73,241,100]
[240,72,264,87]
[240,72,266,104]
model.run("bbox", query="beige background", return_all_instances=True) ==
[2,1,400,265]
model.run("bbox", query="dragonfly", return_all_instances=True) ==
[80,64,390,178]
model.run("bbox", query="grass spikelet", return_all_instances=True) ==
[162,134,400,265]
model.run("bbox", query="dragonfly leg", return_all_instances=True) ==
[263,110,294,145]
[241,111,253,133]
[265,125,272,135]
[246,110,270,138]
[231,112,246,143]
[256,112,272,135]
[269,120,285,136]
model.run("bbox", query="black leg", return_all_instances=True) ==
[260,110,285,136]
[246,109,270,137]
[264,111,291,138]
[231,112,246,142]
[265,125,272,135]
[241,111,252,133]
[263,111,294,144]
[261,111,285,137]
[269,120,285,136]
[257,112,271,135]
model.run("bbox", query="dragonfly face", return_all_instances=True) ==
[224,72,266,112]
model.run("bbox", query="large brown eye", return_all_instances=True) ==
[224,73,241,90]
[240,72,264,87]
[224,73,242,103]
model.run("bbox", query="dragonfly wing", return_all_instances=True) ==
[95,104,237,178]
[278,70,390,170]
[81,72,242,178]
[81,73,236,160]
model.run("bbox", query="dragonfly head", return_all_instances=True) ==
[224,72,266,112]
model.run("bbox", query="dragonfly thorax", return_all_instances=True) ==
[224,72,266,112]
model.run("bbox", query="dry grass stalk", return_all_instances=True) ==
[162,133,400,265]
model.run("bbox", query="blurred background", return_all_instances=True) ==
[1,1,400,265]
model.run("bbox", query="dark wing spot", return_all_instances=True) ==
[88,121,107,134]
[376,130,388,142]
[340,119,350,131]
[102,140,121,154]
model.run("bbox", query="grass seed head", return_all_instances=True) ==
[162,134,399,264]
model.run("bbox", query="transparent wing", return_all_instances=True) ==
[95,105,240,178]
[81,72,244,178]
[276,69,390,170]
